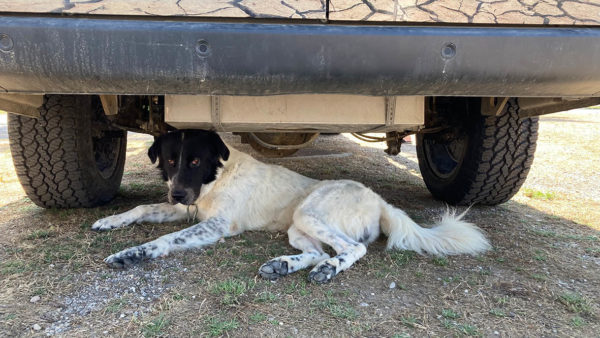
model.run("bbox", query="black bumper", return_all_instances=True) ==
[0,16,599,97]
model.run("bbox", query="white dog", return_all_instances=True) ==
[93,130,490,283]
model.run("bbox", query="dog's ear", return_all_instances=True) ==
[210,132,230,161]
[148,136,161,164]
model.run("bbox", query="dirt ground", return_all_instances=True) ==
[0,109,599,337]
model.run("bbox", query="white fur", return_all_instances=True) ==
[95,143,491,281]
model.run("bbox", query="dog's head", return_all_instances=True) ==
[148,130,230,205]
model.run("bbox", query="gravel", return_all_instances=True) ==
[44,258,184,336]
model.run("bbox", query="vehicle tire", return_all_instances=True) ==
[8,95,127,208]
[416,98,538,206]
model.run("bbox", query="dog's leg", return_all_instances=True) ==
[104,217,230,268]
[294,214,367,284]
[259,226,329,280]
[91,203,188,231]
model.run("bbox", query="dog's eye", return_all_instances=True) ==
[190,158,200,167]
[167,159,175,167]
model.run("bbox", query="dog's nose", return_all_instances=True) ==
[171,189,187,203]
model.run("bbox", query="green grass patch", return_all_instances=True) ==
[390,250,415,266]
[571,316,585,328]
[530,273,547,281]
[43,245,77,263]
[441,276,460,284]
[523,188,556,200]
[285,280,310,296]
[392,334,410,338]
[105,298,127,314]
[255,291,278,303]
[441,309,460,319]
[495,296,509,305]
[400,316,418,328]
[314,291,359,320]
[110,240,140,253]
[172,293,185,301]
[207,317,239,337]
[533,250,546,262]
[558,292,593,315]
[241,252,259,262]
[143,314,170,337]
[32,288,46,296]
[442,319,454,329]
[90,233,113,248]
[489,308,505,317]
[532,229,557,238]
[456,324,480,336]
[328,304,359,319]
[432,256,448,266]
[443,319,480,336]
[249,312,267,323]
[1,260,30,275]
[26,229,55,240]
[585,247,600,256]
[211,279,255,305]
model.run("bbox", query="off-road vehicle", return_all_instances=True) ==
[1,1,599,208]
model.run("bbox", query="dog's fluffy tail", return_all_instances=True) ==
[380,203,490,256]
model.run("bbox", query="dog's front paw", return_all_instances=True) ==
[308,261,337,284]
[259,259,289,280]
[104,246,147,269]
[91,215,129,231]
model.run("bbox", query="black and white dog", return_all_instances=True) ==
[93,130,490,283]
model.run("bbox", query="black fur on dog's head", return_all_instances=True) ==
[148,130,229,205]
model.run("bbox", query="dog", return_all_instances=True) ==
[92,130,490,283]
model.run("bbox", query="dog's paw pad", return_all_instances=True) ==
[308,263,337,284]
[104,248,145,269]
[259,259,288,280]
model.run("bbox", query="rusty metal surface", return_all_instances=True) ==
[0,0,327,19]
[328,0,600,25]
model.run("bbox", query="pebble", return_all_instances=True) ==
[30,296,41,303]
[389,282,396,289]
[33,324,42,331]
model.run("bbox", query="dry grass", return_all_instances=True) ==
[0,109,599,336]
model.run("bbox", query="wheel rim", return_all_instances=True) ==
[91,100,123,180]
[423,134,467,179]
[93,133,122,179]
